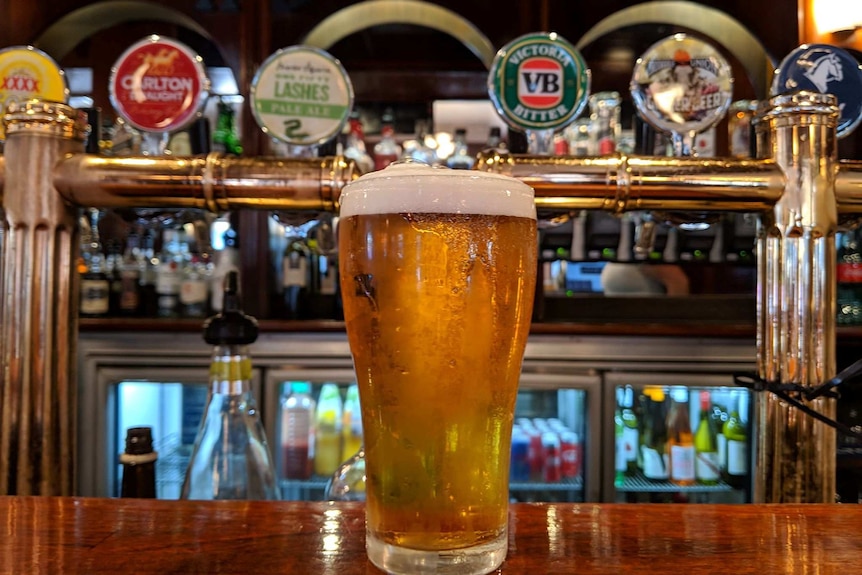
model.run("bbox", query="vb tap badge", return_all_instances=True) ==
[0,46,69,141]
[771,44,862,138]
[488,32,590,133]
[630,34,733,136]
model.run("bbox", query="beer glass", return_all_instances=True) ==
[338,162,537,575]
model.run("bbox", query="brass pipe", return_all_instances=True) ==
[476,150,785,214]
[836,160,862,223]
[53,152,357,214]
[1,100,88,496]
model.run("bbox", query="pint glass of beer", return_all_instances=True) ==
[338,162,537,575]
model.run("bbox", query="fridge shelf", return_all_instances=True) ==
[280,477,330,491]
[616,472,737,493]
[510,477,583,492]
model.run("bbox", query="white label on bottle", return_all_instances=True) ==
[696,451,721,482]
[623,427,639,464]
[717,433,727,471]
[642,446,669,480]
[670,445,695,481]
[80,278,110,314]
[156,267,180,294]
[615,432,626,473]
[320,258,337,295]
[180,278,208,305]
[282,254,308,288]
[727,439,748,476]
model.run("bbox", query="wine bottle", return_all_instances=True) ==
[723,391,749,489]
[641,388,669,481]
[694,391,720,485]
[621,386,639,476]
[667,388,695,486]
[614,387,626,487]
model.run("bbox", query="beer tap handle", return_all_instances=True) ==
[633,214,657,259]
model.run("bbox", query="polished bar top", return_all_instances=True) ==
[2,498,861,574]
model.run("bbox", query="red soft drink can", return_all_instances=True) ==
[560,431,580,479]
[542,431,562,483]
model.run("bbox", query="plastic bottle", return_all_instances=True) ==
[120,426,157,498]
[280,382,316,480]
[314,383,344,476]
[180,271,280,500]
[341,383,363,463]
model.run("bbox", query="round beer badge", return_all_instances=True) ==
[771,44,862,138]
[109,36,209,133]
[0,46,69,141]
[488,32,590,132]
[250,46,354,146]
[631,34,733,136]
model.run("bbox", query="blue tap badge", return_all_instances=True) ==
[772,44,862,138]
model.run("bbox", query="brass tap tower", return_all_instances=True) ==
[1,93,861,501]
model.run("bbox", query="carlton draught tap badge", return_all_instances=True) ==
[488,32,590,132]
[0,46,69,141]
[250,46,353,147]
[109,36,209,133]
[631,34,733,137]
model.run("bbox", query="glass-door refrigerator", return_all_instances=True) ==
[603,372,753,503]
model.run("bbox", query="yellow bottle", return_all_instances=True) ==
[341,384,363,462]
[314,383,343,476]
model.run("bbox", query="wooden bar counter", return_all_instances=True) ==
[1,497,861,574]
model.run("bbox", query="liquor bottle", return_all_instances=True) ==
[314,383,344,477]
[138,228,159,317]
[210,222,239,313]
[282,228,310,320]
[341,383,363,463]
[120,426,157,498]
[641,389,669,481]
[79,210,110,318]
[156,228,182,318]
[180,255,210,318]
[446,128,475,170]
[105,239,124,315]
[373,109,401,171]
[589,91,621,155]
[621,386,639,475]
[723,392,749,489]
[280,382,316,480]
[117,233,142,317]
[485,126,504,151]
[342,113,374,173]
[180,271,280,500]
[667,388,695,486]
[694,391,720,485]
[837,229,862,325]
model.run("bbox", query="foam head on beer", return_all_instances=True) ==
[339,161,537,219]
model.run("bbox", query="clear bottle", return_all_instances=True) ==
[325,445,366,501]
[373,109,402,170]
[314,383,344,477]
[446,128,474,170]
[694,390,720,485]
[723,391,749,489]
[120,426,158,498]
[341,383,363,463]
[280,382,316,480]
[180,254,210,318]
[210,223,240,313]
[79,209,111,318]
[180,271,280,500]
[667,387,695,486]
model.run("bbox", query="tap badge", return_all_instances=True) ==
[109,36,209,133]
[772,44,862,138]
[0,46,69,141]
[250,46,354,147]
[631,34,733,137]
[489,32,590,132]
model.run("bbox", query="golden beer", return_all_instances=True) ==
[338,163,536,575]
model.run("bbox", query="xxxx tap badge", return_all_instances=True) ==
[0,46,69,141]
[488,32,590,132]
[109,35,209,133]
[250,46,354,147]
[631,34,733,136]
[772,44,862,138]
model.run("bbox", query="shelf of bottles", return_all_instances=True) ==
[613,383,750,503]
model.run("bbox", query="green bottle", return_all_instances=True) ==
[722,392,748,489]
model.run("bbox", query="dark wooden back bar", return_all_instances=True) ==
[2,497,861,574]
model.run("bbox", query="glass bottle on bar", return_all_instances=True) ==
[667,387,695,486]
[621,385,639,476]
[180,271,280,500]
[723,391,748,489]
[280,382,316,480]
[446,128,475,170]
[79,209,110,318]
[694,390,720,485]
[120,426,158,498]
[641,388,669,482]
[156,228,183,318]
[373,108,402,171]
